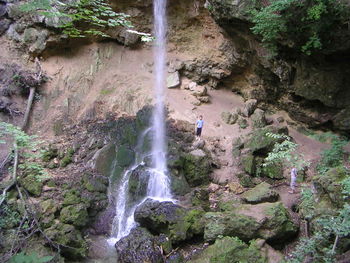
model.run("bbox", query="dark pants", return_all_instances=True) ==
[196,127,202,136]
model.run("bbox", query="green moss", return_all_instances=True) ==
[83,174,107,192]
[241,182,279,204]
[116,145,135,167]
[63,189,81,206]
[170,174,191,195]
[181,153,211,187]
[242,154,256,175]
[60,204,88,227]
[20,174,43,196]
[41,146,58,162]
[60,148,75,167]
[189,237,267,263]
[245,127,286,154]
[100,87,115,95]
[237,173,255,188]
[261,162,284,179]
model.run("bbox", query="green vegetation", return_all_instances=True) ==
[19,0,152,40]
[263,132,309,170]
[9,252,53,263]
[249,0,349,55]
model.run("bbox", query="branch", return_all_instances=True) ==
[0,142,18,207]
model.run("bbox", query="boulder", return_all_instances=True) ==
[190,84,207,97]
[167,71,181,88]
[204,202,298,244]
[244,126,288,155]
[251,109,267,128]
[60,204,88,227]
[179,150,212,187]
[116,145,135,167]
[241,182,279,204]
[115,227,163,263]
[20,174,43,196]
[134,199,205,243]
[189,236,267,263]
[241,153,256,175]
[237,117,248,129]
[228,182,244,194]
[91,143,116,177]
[83,174,108,193]
[221,111,238,125]
[128,166,151,204]
[242,99,257,117]
[0,19,10,36]
[44,223,87,259]
[334,107,350,131]
[261,162,284,179]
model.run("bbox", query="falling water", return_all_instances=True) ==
[108,0,171,245]
[148,0,172,200]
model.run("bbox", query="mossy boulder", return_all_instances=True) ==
[180,149,212,187]
[93,143,116,177]
[116,145,135,167]
[82,174,108,193]
[245,126,288,155]
[41,146,58,162]
[60,204,88,227]
[128,166,151,204]
[44,223,87,259]
[204,212,260,242]
[134,199,205,243]
[241,182,279,204]
[191,188,210,211]
[20,174,43,196]
[313,166,349,207]
[189,236,267,263]
[115,227,163,263]
[204,202,298,244]
[62,189,82,206]
[237,173,255,188]
[251,109,267,128]
[170,173,191,196]
[241,153,256,175]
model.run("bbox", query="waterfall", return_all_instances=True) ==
[108,0,172,245]
[148,0,172,200]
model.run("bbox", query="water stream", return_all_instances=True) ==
[107,0,171,245]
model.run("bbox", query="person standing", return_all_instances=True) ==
[289,167,297,194]
[196,115,204,139]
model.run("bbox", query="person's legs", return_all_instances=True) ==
[289,176,296,193]
[196,127,202,139]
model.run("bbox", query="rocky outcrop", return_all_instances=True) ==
[134,199,205,244]
[115,227,163,263]
[241,182,279,204]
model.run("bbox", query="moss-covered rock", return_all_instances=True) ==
[245,126,288,154]
[60,204,88,227]
[204,212,261,242]
[20,174,43,196]
[83,174,108,193]
[44,223,87,259]
[93,143,116,177]
[116,145,135,167]
[180,149,212,187]
[62,189,81,206]
[251,109,267,129]
[237,117,249,129]
[170,173,191,196]
[189,237,267,263]
[191,188,210,211]
[237,173,255,188]
[241,182,279,204]
[313,166,349,207]
[127,166,150,204]
[41,146,58,162]
[134,199,205,243]
[241,153,256,175]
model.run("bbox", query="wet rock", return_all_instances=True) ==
[115,227,163,263]
[134,199,205,243]
[167,71,181,88]
[189,236,267,263]
[241,182,279,204]
[128,166,151,203]
[116,145,135,167]
[90,205,115,235]
[242,99,257,117]
[251,108,267,128]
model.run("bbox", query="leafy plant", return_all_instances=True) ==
[9,252,53,263]
[263,132,309,170]
[0,203,21,229]
[19,0,152,40]
[249,0,349,55]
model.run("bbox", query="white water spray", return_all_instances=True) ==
[108,0,171,245]
[148,0,172,200]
